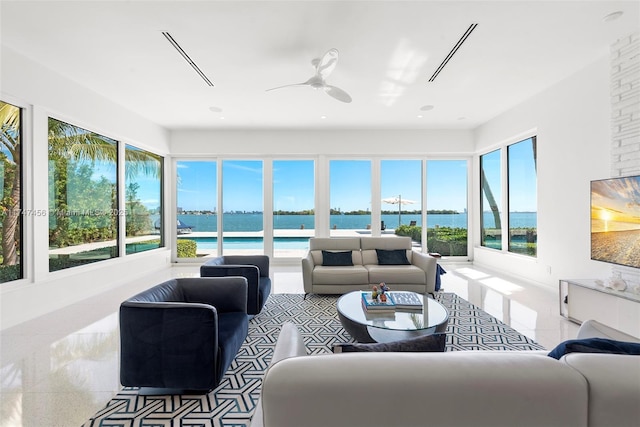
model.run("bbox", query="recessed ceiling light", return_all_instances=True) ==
[417,115,424,118]
[209,106,223,113]
[420,105,434,111]
[320,115,327,119]
[603,11,623,22]
[219,116,225,120]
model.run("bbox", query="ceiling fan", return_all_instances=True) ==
[266,48,352,103]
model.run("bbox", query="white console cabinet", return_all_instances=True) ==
[559,279,640,338]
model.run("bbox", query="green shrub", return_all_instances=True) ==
[0,264,21,283]
[177,239,197,258]
[395,224,422,242]
[427,226,468,256]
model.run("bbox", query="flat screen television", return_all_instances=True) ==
[591,175,640,268]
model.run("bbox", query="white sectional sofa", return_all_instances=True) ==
[250,320,640,427]
[302,236,438,295]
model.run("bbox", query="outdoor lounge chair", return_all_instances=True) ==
[153,219,195,234]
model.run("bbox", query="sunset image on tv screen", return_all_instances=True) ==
[591,175,640,268]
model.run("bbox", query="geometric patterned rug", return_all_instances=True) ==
[82,293,545,427]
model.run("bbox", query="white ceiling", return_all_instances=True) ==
[2,0,639,130]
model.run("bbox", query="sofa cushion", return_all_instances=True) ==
[366,264,426,285]
[217,312,250,380]
[576,319,640,342]
[311,250,362,266]
[322,250,354,266]
[548,338,640,360]
[258,277,272,312]
[312,265,369,285]
[376,249,410,265]
[309,237,361,251]
[360,236,412,250]
[256,352,589,427]
[333,333,445,353]
[562,353,640,427]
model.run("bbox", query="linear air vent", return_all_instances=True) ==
[428,23,478,82]
[162,31,214,87]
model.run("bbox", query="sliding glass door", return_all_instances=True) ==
[329,160,371,236]
[175,160,217,258]
[381,160,422,231]
[426,160,468,256]
[273,160,314,258]
[222,160,263,255]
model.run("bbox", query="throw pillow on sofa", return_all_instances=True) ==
[376,249,410,265]
[547,337,640,360]
[322,250,353,266]
[332,333,446,353]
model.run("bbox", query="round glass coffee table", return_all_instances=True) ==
[337,291,449,343]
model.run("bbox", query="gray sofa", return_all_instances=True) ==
[250,320,640,427]
[302,236,437,295]
[119,277,249,394]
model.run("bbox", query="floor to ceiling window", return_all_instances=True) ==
[426,159,468,256]
[480,149,502,250]
[329,160,371,235]
[381,160,422,231]
[124,145,164,254]
[273,160,314,258]
[479,136,537,256]
[48,118,118,271]
[222,160,263,254]
[172,156,474,260]
[508,136,537,256]
[0,101,23,282]
[175,160,217,258]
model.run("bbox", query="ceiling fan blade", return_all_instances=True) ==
[324,85,352,103]
[316,48,339,79]
[265,82,309,92]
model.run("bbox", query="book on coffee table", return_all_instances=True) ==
[361,292,396,312]
[389,292,423,311]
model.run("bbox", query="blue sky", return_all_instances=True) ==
[173,159,478,213]
[161,141,537,213]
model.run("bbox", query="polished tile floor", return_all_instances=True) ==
[0,262,580,427]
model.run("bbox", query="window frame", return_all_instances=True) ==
[478,134,538,257]
[47,116,120,271]
[507,136,537,257]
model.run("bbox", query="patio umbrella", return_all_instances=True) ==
[382,195,417,226]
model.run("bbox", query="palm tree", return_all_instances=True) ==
[0,107,163,278]
[48,118,161,179]
[0,102,22,269]
[48,118,161,250]
[481,168,502,231]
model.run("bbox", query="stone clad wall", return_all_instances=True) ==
[610,32,640,285]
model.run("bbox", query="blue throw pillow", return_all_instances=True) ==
[322,250,353,266]
[333,333,446,353]
[547,337,640,360]
[376,249,410,265]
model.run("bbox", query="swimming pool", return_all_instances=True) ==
[178,236,310,250]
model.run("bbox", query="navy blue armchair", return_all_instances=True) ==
[119,277,249,394]
[200,255,271,315]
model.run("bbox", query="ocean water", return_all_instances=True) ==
[170,212,536,232]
